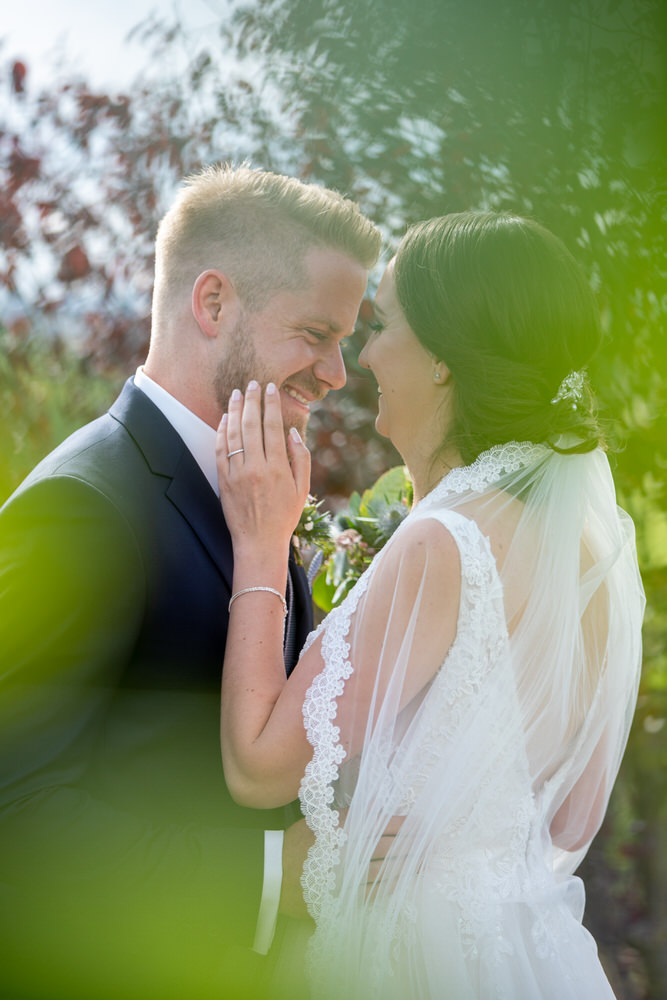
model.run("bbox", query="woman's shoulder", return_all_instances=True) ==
[390,507,502,599]
[371,511,468,605]
[397,505,489,558]
[388,508,464,563]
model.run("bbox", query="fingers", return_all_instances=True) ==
[215,382,313,552]
[287,426,311,504]
[217,383,311,503]
[218,383,277,472]
[240,380,263,461]
[215,410,231,496]
[263,382,287,461]
[220,382,308,468]
[225,387,245,464]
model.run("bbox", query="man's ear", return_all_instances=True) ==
[192,270,241,338]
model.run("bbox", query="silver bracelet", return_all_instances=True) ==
[228,586,287,618]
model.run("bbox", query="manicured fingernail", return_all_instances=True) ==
[220,413,228,426]
[231,388,242,402]
[247,379,259,391]
[266,382,277,395]
[289,426,302,443]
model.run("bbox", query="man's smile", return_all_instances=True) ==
[283,384,312,407]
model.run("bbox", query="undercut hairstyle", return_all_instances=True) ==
[394,212,604,464]
[152,162,381,322]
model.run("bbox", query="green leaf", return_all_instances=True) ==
[312,570,336,613]
[347,491,362,516]
[332,577,354,607]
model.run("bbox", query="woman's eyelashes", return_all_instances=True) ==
[368,320,385,335]
[304,329,351,350]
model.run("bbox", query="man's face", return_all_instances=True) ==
[214,248,368,436]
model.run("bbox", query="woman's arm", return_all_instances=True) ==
[217,381,318,808]
[217,381,462,810]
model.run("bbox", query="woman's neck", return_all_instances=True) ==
[409,447,463,504]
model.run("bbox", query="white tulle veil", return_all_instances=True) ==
[296,439,644,999]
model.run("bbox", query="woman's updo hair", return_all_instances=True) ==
[393,212,604,465]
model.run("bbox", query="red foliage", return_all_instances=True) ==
[11,61,26,95]
[57,245,91,282]
[9,316,31,338]
[7,142,41,193]
[36,201,57,219]
[0,193,27,252]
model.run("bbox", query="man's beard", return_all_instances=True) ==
[213,317,265,413]
[213,316,313,437]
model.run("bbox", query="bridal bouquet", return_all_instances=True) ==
[293,466,413,613]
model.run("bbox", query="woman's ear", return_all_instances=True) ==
[192,270,241,338]
[431,356,451,386]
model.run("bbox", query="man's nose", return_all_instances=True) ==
[314,343,347,391]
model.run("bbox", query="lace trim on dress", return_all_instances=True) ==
[298,568,374,920]
[421,441,550,506]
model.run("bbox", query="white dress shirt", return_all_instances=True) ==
[134,366,283,954]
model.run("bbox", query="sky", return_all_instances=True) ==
[2,0,222,89]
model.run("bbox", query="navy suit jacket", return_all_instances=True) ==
[0,378,313,999]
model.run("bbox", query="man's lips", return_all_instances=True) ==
[282,384,320,408]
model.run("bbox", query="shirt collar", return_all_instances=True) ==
[134,366,219,496]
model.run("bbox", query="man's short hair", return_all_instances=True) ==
[153,163,381,319]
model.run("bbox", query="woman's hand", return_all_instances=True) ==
[216,380,311,558]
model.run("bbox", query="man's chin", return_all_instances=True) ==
[284,415,309,440]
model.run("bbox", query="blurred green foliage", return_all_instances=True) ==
[0,328,123,503]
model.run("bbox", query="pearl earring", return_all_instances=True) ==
[433,370,442,381]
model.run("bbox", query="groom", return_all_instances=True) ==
[0,163,380,999]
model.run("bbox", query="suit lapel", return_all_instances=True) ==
[110,379,234,590]
[110,379,314,638]
[165,451,234,590]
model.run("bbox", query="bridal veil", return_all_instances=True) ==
[296,440,644,999]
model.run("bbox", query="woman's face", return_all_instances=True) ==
[359,258,444,457]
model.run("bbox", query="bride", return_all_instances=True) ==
[216,212,645,998]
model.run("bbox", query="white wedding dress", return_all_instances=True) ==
[293,442,644,999]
